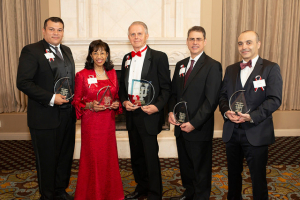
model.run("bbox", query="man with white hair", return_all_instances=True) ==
[119,21,171,200]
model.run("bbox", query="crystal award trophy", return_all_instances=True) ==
[229,90,250,115]
[173,101,189,124]
[97,86,113,108]
[54,77,74,100]
[128,79,155,106]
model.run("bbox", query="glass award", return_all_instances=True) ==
[54,77,74,100]
[128,79,155,106]
[97,86,113,108]
[173,101,189,124]
[229,90,250,114]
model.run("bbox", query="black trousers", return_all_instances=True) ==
[176,133,212,200]
[128,110,162,200]
[30,108,75,200]
[226,128,269,200]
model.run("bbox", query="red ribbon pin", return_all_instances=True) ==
[254,75,264,92]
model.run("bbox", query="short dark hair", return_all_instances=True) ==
[85,40,114,71]
[44,17,64,29]
[187,26,206,39]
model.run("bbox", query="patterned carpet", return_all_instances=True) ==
[0,137,300,200]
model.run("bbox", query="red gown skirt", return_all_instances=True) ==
[74,79,124,200]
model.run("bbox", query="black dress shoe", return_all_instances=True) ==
[169,194,191,200]
[55,193,74,200]
[125,191,147,199]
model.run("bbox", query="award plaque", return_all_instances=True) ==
[128,79,155,106]
[173,101,189,124]
[229,90,250,114]
[97,86,113,108]
[54,77,74,100]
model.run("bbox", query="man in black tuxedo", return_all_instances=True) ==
[219,30,282,199]
[168,26,222,200]
[119,21,171,200]
[17,17,75,200]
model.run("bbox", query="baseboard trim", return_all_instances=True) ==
[1,129,299,140]
[2,129,300,158]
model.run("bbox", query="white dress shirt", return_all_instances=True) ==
[240,55,259,87]
[49,44,64,59]
[49,43,64,106]
[186,51,203,72]
[128,45,148,94]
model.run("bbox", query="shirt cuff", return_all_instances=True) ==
[49,94,55,106]
[224,111,228,119]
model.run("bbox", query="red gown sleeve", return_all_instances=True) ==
[72,72,87,119]
[112,69,123,115]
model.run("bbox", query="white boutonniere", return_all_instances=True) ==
[179,65,186,77]
[253,75,266,92]
[125,55,131,68]
[44,49,55,62]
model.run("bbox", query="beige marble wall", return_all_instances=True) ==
[60,0,201,75]
[61,0,200,38]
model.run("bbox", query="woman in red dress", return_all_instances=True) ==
[72,40,124,200]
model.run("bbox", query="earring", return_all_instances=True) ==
[106,58,108,62]
[91,59,94,63]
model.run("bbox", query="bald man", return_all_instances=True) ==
[219,30,282,199]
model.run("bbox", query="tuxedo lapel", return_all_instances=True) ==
[231,63,241,93]
[182,52,206,94]
[179,58,189,95]
[141,46,151,80]
[245,57,263,94]
[41,40,58,80]
[124,53,132,93]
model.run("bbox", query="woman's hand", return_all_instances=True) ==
[92,100,106,112]
[110,100,120,110]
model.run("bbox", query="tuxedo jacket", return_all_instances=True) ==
[119,46,171,135]
[219,57,282,146]
[17,39,76,129]
[168,52,223,141]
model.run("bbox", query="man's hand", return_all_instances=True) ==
[54,94,69,105]
[225,111,251,123]
[168,112,180,126]
[180,122,195,133]
[141,105,159,115]
[236,112,251,122]
[123,100,139,111]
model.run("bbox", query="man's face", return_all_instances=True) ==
[186,31,206,58]
[128,24,149,51]
[42,20,64,46]
[238,31,261,62]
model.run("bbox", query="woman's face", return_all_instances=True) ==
[90,48,108,68]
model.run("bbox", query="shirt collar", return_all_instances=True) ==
[242,55,259,67]
[133,44,147,53]
[49,43,61,49]
[189,51,203,63]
